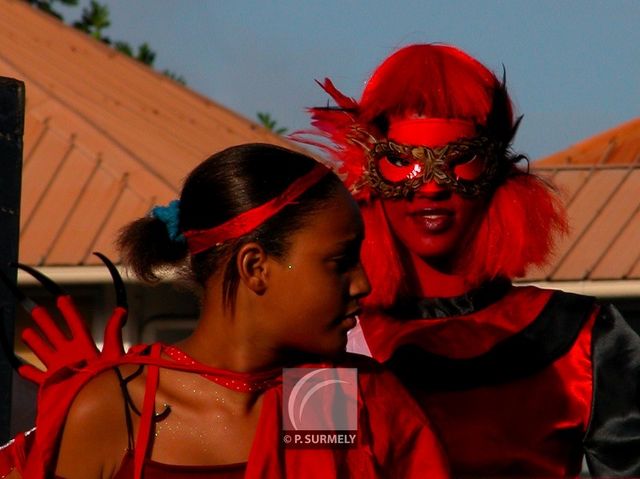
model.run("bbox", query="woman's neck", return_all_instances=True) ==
[403,249,479,298]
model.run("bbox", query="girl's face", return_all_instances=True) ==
[265,186,370,359]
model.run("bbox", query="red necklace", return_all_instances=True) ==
[163,345,281,393]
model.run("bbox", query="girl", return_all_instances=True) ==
[4,143,449,478]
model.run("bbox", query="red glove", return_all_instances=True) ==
[0,253,129,478]
[8,252,127,383]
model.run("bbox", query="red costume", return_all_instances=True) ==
[2,343,449,478]
[297,44,640,477]
[0,238,449,478]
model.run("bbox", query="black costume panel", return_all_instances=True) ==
[584,303,640,476]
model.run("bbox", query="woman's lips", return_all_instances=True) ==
[409,208,454,233]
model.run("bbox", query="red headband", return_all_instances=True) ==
[184,164,330,254]
[387,117,477,146]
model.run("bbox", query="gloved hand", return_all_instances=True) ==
[0,253,129,479]
[1,252,127,383]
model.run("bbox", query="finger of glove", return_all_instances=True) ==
[103,307,127,358]
[56,295,98,355]
[18,364,46,384]
[21,327,57,367]
[30,306,68,347]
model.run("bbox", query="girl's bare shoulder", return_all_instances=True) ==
[55,367,131,479]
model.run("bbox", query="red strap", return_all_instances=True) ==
[13,432,27,475]
[133,343,162,479]
[163,345,280,392]
[184,164,329,254]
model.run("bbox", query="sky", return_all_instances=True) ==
[59,0,640,160]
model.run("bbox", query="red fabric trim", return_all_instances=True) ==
[134,343,162,479]
[163,345,280,392]
[362,286,555,362]
[184,164,329,254]
[113,451,245,478]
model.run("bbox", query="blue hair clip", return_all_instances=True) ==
[150,200,186,243]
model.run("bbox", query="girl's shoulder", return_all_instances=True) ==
[54,368,130,478]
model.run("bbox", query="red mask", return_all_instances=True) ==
[354,118,504,199]
[372,118,489,263]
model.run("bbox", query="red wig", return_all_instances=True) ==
[293,44,567,307]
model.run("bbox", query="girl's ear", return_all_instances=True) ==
[237,242,269,295]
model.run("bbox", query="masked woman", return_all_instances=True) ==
[300,44,640,477]
[1,143,449,478]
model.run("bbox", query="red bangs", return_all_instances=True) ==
[360,44,509,127]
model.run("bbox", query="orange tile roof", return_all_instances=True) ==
[3,0,638,284]
[537,117,640,166]
[0,0,300,267]
[525,118,640,282]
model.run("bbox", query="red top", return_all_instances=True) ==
[112,452,245,479]
[10,343,450,478]
[360,285,597,477]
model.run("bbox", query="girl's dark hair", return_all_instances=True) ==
[118,143,342,307]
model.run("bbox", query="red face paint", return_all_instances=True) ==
[378,118,489,267]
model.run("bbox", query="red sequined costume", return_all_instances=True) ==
[0,254,449,478]
[297,43,640,477]
[2,343,449,478]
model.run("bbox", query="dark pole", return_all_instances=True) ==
[0,77,24,443]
